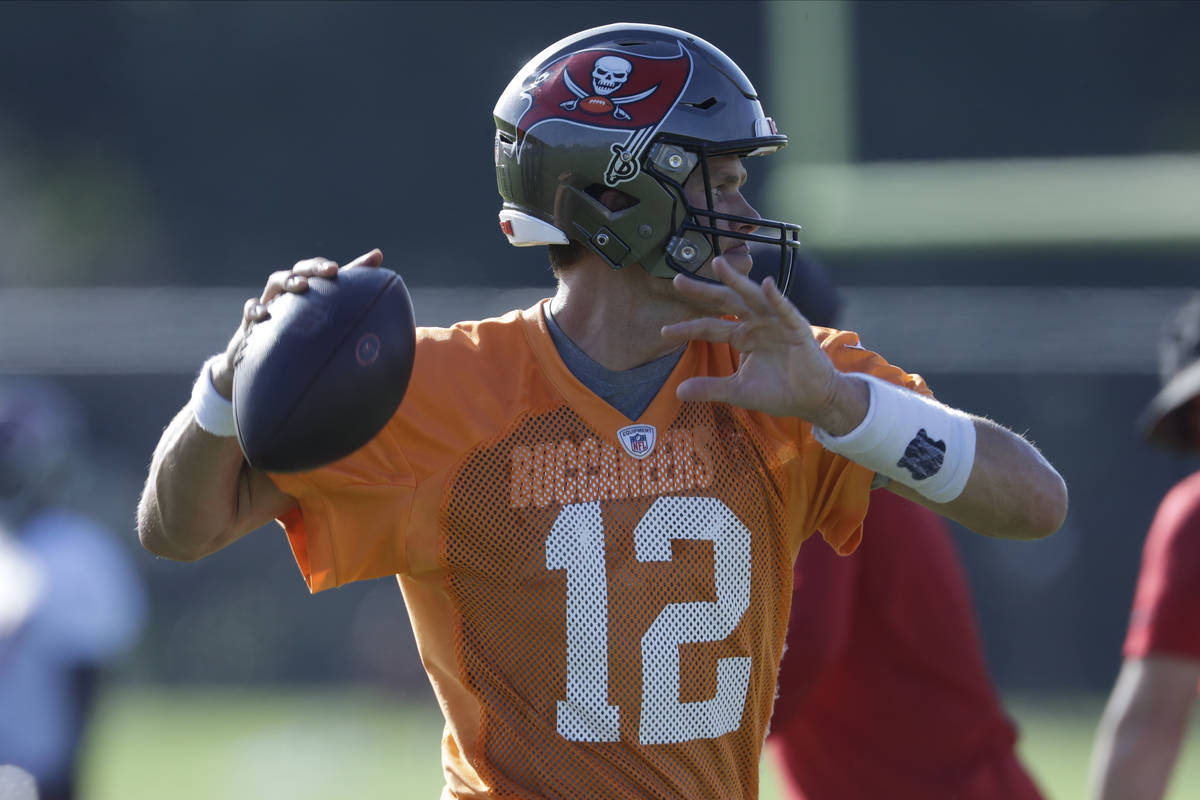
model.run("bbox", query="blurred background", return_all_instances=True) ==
[1,1,1198,798]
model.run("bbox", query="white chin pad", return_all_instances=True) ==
[499,209,569,246]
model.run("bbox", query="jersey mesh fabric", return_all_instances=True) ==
[443,401,792,798]
[270,300,928,800]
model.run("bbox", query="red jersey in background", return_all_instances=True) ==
[767,490,1044,800]
[1123,470,1200,662]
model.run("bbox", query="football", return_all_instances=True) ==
[232,266,416,473]
[579,96,613,115]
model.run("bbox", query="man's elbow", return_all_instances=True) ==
[136,491,220,562]
[1020,470,1069,540]
[137,513,203,562]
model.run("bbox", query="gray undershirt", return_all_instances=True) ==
[544,307,684,421]
[544,307,889,489]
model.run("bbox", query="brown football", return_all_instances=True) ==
[580,96,614,115]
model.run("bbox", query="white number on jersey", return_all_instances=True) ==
[546,497,752,745]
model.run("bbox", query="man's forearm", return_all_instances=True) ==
[889,417,1068,539]
[1090,657,1200,800]
[137,405,286,561]
[1091,718,1184,800]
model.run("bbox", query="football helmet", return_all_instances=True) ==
[493,23,800,289]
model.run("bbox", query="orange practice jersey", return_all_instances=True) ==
[269,300,929,800]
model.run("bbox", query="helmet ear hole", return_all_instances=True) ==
[584,184,639,212]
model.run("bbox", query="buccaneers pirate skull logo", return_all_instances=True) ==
[558,55,660,121]
[514,45,693,186]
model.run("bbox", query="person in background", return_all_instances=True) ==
[751,248,1045,799]
[0,380,145,800]
[0,765,40,800]
[1090,292,1200,800]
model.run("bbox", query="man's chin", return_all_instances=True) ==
[679,247,753,282]
[720,250,754,276]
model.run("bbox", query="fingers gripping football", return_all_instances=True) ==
[661,257,844,422]
[210,250,384,398]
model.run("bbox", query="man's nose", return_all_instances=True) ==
[733,197,761,234]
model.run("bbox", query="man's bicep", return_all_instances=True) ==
[241,466,299,533]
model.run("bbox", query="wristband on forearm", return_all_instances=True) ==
[813,373,976,504]
[189,355,236,437]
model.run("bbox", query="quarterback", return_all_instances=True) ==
[138,23,1067,799]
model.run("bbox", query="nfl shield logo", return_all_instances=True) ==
[617,424,657,460]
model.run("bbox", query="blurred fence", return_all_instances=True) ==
[0,285,1186,375]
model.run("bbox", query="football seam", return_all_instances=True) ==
[255,271,401,468]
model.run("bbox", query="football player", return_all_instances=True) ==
[1090,293,1200,800]
[139,23,1067,799]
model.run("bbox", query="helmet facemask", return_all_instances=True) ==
[641,137,801,293]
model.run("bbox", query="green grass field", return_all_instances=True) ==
[78,687,1200,800]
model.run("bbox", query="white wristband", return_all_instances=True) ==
[189,355,237,437]
[813,373,976,504]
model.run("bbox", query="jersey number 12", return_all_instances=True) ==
[545,496,752,745]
